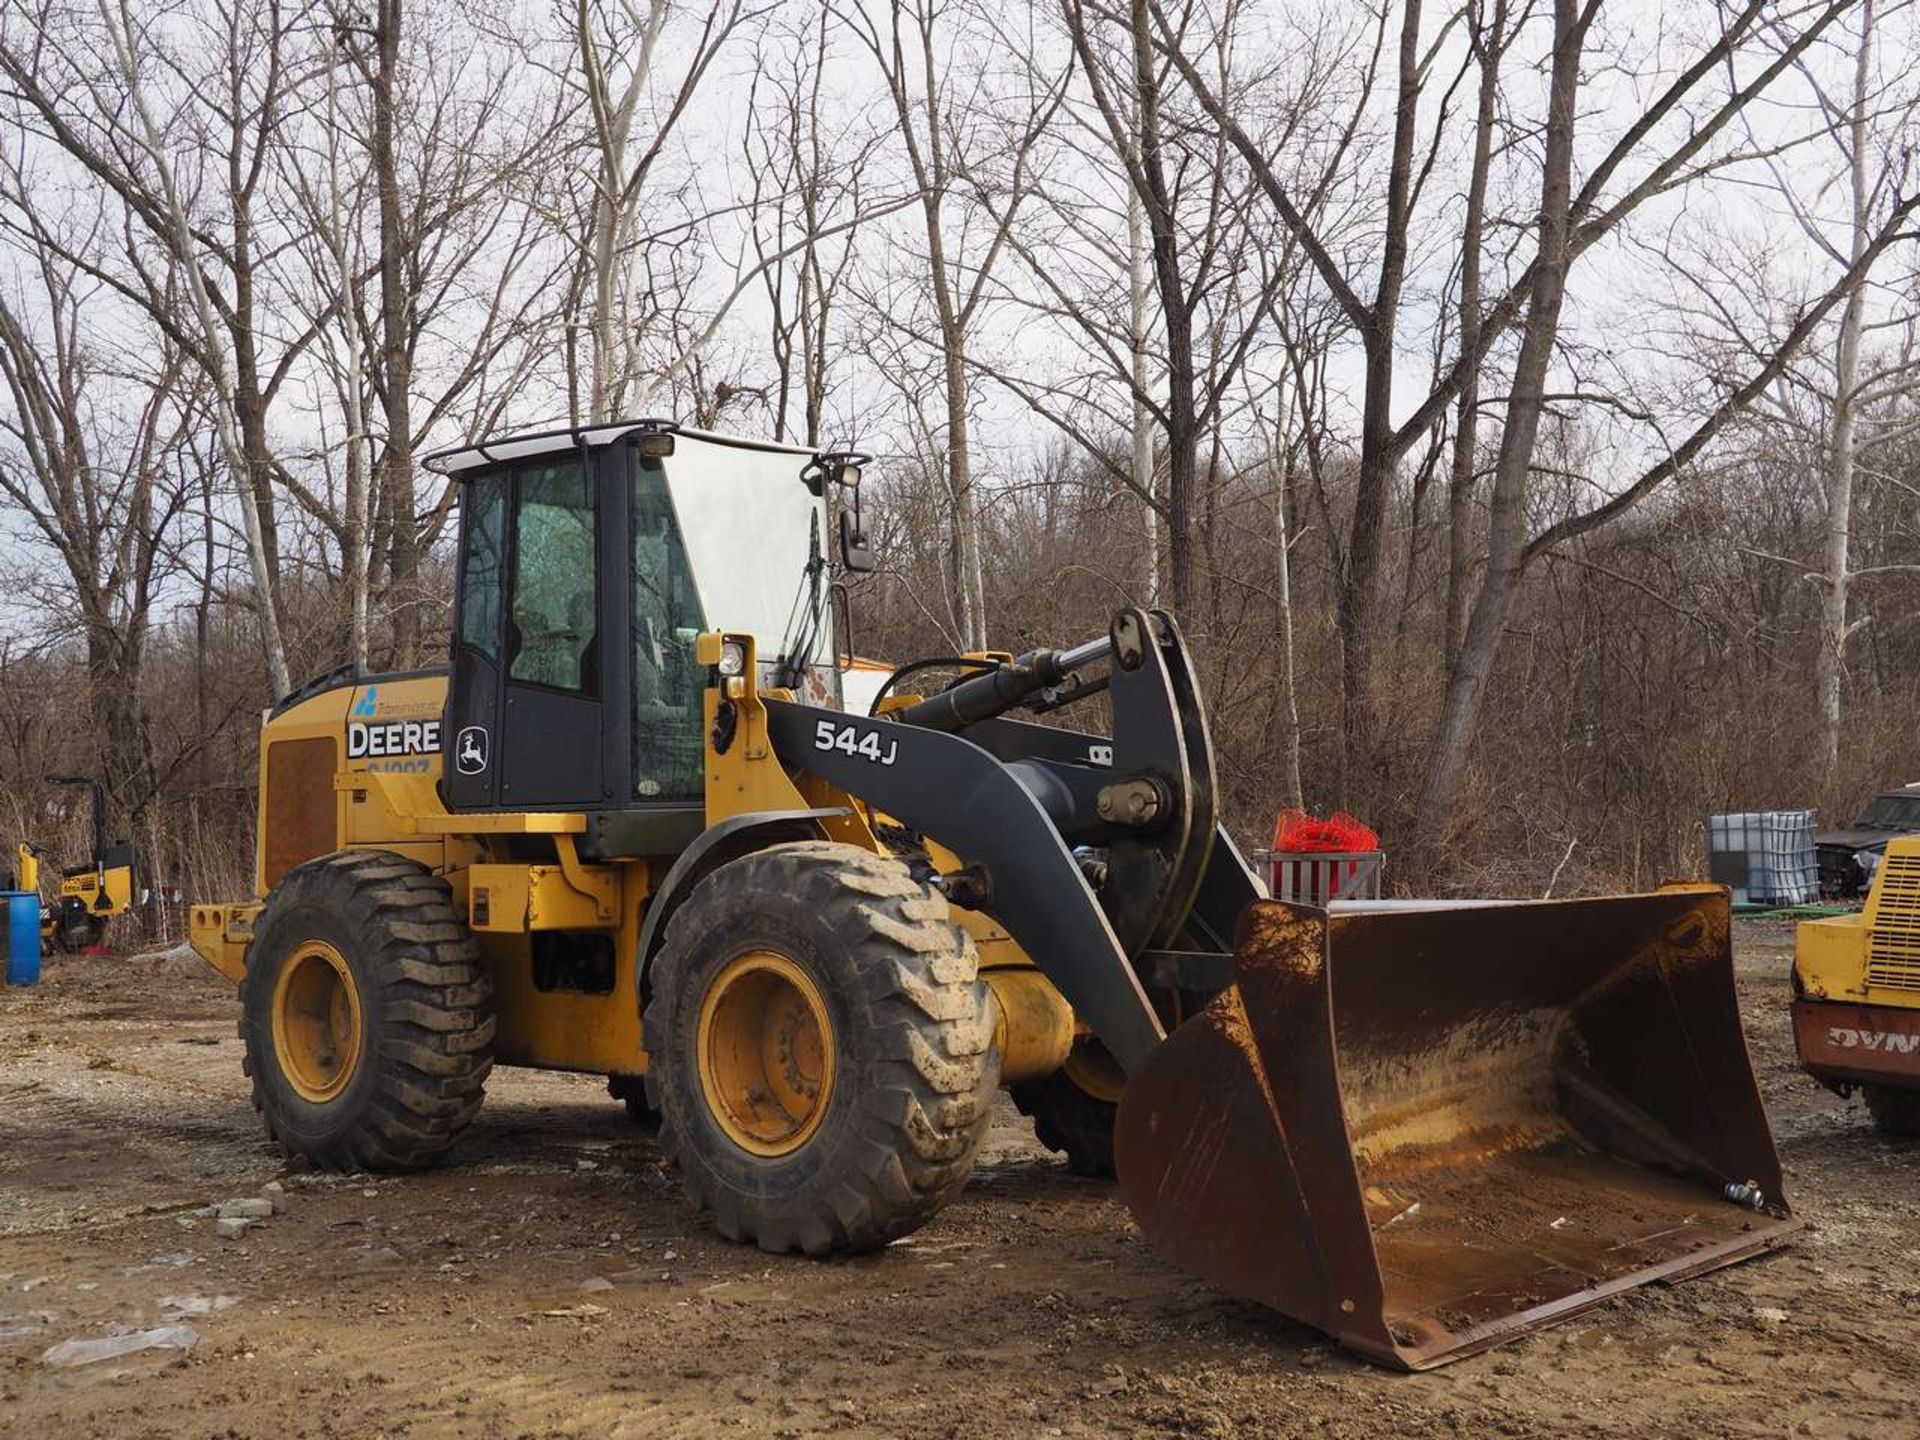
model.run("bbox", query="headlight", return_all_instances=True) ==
[717,640,747,677]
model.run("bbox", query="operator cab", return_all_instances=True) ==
[422,420,867,818]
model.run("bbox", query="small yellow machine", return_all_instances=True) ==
[191,419,1796,1368]
[1793,835,1920,1134]
[14,774,136,952]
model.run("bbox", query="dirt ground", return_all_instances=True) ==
[2,927,1916,1439]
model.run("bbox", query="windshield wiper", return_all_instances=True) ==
[773,511,826,692]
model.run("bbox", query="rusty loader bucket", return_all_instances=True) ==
[1115,887,1798,1369]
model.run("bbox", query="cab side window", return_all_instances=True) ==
[509,462,598,693]
[457,475,506,659]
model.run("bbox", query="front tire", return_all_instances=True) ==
[241,851,494,1171]
[644,841,998,1254]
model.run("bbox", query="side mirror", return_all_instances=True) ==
[816,449,876,573]
[838,505,875,573]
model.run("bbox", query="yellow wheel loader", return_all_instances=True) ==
[190,419,1797,1369]
[1793,835,1920,1134]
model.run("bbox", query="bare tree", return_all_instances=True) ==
[1751,0,1920,778]
[741,10,876,446]
[840,0,1065,649]
[1149,0,1909,838]
[0,205,199,824]
[0,0,343,695]
[309,28,376,667]
[1414,4,1920,855]
[569,0,758,422]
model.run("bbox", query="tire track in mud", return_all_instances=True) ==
[0,1075,257,1151]
[345,1353,730,1440]
[0,1061,271,1237]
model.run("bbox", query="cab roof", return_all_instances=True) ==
[420,418,822,477]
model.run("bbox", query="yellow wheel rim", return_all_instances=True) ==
[272,939,363,1103]
[1064,1040,1125,1105]
[696,950,836,1157]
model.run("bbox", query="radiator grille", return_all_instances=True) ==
[1868,853,1920,990]
[263,736,338,891]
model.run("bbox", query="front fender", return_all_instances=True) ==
[634,806,849,999]
[763,701,1165,1073]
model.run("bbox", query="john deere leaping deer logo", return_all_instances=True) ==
[455,726,489,775]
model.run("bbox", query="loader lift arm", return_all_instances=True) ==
[763,606,1258,1075]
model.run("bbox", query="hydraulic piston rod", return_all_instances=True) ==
[894,633,1115,733]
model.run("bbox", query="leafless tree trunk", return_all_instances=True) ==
[1814,0,1880,778]
[1416,0,1588,848]
[1444,0,1510,664]
[366,0,420,662]
[319,36,374,669]
[855,0,983,646]
[1127,151,1159,606]
[582,0,668,422]
[1263,376,1304,810]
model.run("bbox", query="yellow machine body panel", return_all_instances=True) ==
[475,876,650,1077]
[255,674,453,892]
[1793,837,1920,1095]
[56,861,133,916]
[211,671,648,1075]
[14,842,38,894]
[687,636,1072,1081]
[188,903,256,983]
[1794,913,1868,1000]
[1794,837,1920,1008]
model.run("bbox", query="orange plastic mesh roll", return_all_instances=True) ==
[1272,809,1379,854]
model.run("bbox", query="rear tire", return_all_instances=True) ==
[608,1074,657,1128]
[1864,1084,1920,1137]
[241,851,494,1171]
[644,841,998,1254]
[1012,1039,1123,1178]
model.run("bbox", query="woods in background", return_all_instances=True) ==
[0,0,1916,925]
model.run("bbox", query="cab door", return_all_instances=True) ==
[445,457,605,810]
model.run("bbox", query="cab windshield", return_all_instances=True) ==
[628,434,837,801]
[1856,794,1920,829]
[659,434,834,689]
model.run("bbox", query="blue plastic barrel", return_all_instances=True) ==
[2,892,41,985]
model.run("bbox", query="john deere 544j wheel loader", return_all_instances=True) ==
[190,419,1796,1369]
